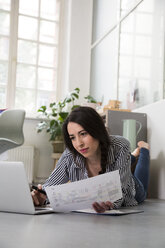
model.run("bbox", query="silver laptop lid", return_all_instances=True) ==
[0,161,36,214]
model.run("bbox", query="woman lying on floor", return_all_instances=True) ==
[32,106,150,213]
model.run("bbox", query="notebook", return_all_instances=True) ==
[0,161,53,215]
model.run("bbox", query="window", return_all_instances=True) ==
[0,0,61,116]
[90,0,165,110]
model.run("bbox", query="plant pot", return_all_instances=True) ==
[52,140,65,153]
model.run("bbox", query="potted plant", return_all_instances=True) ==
[83,94,101,109]
[36,88,80,153]
[84,95,97,103]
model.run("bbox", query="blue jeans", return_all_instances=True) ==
[131,148,150,203]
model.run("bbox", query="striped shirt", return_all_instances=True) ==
[43,135,138,208]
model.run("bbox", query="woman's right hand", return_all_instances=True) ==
[92,201,114,213]
[31,184,47,206]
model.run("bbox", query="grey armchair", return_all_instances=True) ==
[0,109,25,154]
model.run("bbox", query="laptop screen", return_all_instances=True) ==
[0,161,37,214]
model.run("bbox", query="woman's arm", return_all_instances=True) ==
[113,143,137,209]
[31,150,70,206]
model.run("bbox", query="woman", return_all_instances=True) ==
[32,106,150,213]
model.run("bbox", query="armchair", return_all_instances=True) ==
[0,109,25,155]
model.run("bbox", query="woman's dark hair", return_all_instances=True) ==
[62,106,110,173]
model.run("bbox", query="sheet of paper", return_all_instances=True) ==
[45,170,122,212]
[73,208,144,215]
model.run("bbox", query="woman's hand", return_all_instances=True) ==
[31,184,47,206]
[92,201,114,213]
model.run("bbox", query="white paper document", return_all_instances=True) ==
[45,170,122,212]
[74,208,144,215]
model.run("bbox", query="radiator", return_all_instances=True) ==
[7,145,34,183]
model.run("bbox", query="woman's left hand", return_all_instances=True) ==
[92,201,114,213]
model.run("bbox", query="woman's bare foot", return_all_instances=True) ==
[132,147,140,157]
[137,141,149,150]
[132,141,149,157]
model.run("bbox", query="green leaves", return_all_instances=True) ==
[59,112,69,121]
[49,119,62,141]
[84,95,97,103]
[64,88,80,105]
[36,121,47,133]
[37,87,97,141]
[38,105,47,113]
[36,88,80,141]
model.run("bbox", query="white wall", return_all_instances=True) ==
[134,100,165,199]
[23,118,54,184]
[58,0,93,103]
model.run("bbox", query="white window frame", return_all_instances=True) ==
[0,0,61,117]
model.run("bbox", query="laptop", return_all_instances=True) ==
[0,161,53,215]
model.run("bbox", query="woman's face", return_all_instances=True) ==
[67,122,100,159]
